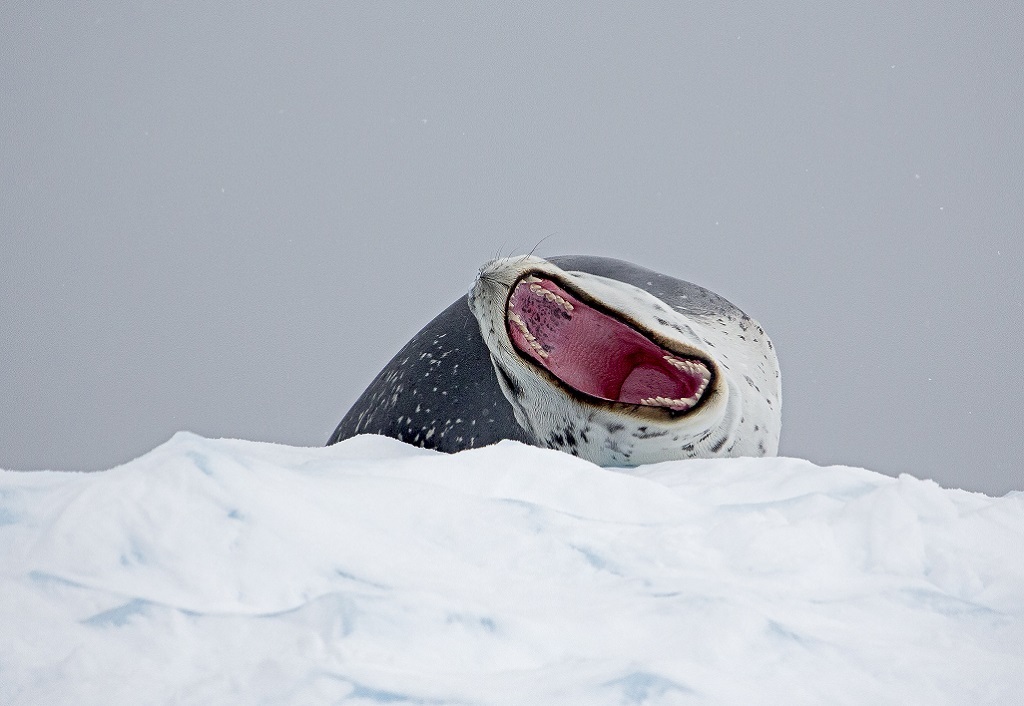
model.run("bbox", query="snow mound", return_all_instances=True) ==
[2,433,1022,705]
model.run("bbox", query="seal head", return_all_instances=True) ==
[467,256,779,465]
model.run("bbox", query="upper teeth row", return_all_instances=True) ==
[664,355,711,382]
[527,282,574,313]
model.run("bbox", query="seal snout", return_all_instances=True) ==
[505,274,711,412]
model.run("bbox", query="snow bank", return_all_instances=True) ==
[1,433,1022,705]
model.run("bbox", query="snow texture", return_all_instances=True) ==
[1,433,1022,705]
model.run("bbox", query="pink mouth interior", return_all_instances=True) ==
[507,277,710,411]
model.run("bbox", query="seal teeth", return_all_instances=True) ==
[528,282,574,314]
[639,392,702,410]
[664,355,706,374]
[507,312,549,359]
[507,312,532,339]
[664,355,712,386]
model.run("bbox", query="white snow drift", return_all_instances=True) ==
[1,433,1022,705]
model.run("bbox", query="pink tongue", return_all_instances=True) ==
[507,278,706,405]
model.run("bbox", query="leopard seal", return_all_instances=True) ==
[328,255,780,465]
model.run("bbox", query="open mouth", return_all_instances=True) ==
[506,275,712,412]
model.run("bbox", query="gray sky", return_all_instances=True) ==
[2,3,1021,494]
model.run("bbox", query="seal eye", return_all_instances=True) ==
[506,276,711,411]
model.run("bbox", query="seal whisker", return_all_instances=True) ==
[525,232,556,261]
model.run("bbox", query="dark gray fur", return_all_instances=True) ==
[328,255,748,451]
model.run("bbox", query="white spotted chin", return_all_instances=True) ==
[506,275,712,413]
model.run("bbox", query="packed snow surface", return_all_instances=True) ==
[1,433,1022,705]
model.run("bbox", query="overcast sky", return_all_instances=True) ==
[2,3,1021,494]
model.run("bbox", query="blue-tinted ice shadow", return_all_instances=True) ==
[604,671,695,703]
[28,570,88,588]
[445,612,498,633]
[347,682,452,704]
[900,587,1003,618]
[766,619,808,644]
[186,450,215,477]
[570,544,623,576]
[82,598,151,627]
